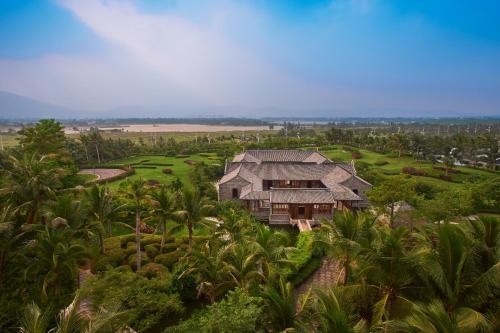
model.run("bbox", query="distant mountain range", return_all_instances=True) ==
[0,90,89,119]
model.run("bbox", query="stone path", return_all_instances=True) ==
[295,257,344,312]
[78,168,126,181]
[78,268,94,318]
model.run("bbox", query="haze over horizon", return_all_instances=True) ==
[1,0,500,118]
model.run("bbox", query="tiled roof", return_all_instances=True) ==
[241,191,270,200]
[270,189,336,204]
[241,163,336,180]
[233,150,329,164]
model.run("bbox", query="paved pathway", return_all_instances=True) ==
[295,257,344,312]
[78,168,126,181]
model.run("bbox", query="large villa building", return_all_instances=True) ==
[217,150,371,230]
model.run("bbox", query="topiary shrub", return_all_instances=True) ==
[145,244,160,259]
[94,248,124,271]
[128,253,150,270]
[351,150,363,159]
[139,262,168,279]
[103,236,121,252]
[162,243,181,253]
[154,251,182,269]
[146,179,161,187]
[141,235,162,246]
[162,168,173,174]
[402,166,426,176]
[125,242,137,255]
[374,159,389,166]
[120,234,137,247]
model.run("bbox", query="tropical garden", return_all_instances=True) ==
[0,119,498,332]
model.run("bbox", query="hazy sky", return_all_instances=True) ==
[1,0,500,117]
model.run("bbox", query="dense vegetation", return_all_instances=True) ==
[0,119,498,332]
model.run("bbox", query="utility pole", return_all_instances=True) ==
[0,135,3,151]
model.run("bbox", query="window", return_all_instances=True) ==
[232,188,239,198]
[352,189,359,194]
[272,204,289,214]
[313,204,331,214]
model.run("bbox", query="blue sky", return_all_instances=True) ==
[0,0,499,117]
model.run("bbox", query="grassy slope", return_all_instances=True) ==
[321,145,498,190]
[103,153,220,190]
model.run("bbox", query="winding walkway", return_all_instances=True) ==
[295,257,344,311]
[78,168,126,181]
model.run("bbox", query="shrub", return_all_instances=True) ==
[415,182,440,199]
[146,179,161,187]
[142,235,162,246]
[198,153,211,157]
[125,242,137,255]
[184,160,195,165]
[165,288,263,333]
[162,168,173,174]
[176,155,190,158]
[142,163,174,166]
[133,166,156,169]
[94,248,124,271]
[154,251,182,269]
[351,150,363,159]
[120,234,137,246]
[374,159,389,166]
[402,166,426,176]
[162,243,181,253]
[81,269,184,332]
[139,262,168,279]
[439,175,453,182]
[433,166,461,174]
[291,257,321,286]
[382,169,400,175]
[145,244,160,259]
[128,253,150,270]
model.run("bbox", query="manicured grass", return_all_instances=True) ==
[321,145,498,190]
[102,153,221,190]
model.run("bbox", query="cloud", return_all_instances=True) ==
[0,0,498,117]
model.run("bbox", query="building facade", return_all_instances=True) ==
[217,150,371,229]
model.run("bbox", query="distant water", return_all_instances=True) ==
[64,123,281,134]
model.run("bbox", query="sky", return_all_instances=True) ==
[0,0,500,118]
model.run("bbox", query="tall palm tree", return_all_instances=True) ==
[122,178,148,270]
[85,185,126,254]
[1,154,66,224]
[176,188,212,251]
[224,242,263,291]
[150,185,178,252]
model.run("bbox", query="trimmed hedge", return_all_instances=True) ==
[133,166,156,169]
[128,253,150,270]
[402,166,426,176]
[145,244,159,259]
[374,160,389,166]
[176,155,190,158]
[154,251,182,269]
[162,168,173,174]
[138,262,168,279]
[291,257,321,286]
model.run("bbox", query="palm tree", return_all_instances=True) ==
[318,211,372,284]
[224,242,263,290]
[1,154,66,224]
[181,241,235,303]
[122,178,148,270]
[391,299,492,333]
[19,292,126,333]
[416,223,500,313]
[85,185,126,254]
[150,185,178,252]
[25,223,88,303]
[301,287,365,333]
[176,188,212,251]
[260,278,296,331]
[251,223,293,282]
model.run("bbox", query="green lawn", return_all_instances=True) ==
[321,145,498,190]
[103,153,221,190]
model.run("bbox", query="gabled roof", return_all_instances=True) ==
[233,150,330,164]
[270,189,335,204]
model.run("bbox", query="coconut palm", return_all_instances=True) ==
[182,240,235,303]
[391,299,492,333]
[176,188,212,251]
[260,277,296,331]
[416,223,500,312]
[1,154,66,224]
[318,211,373,284]
[251,223,294,282]
[224,242,263,290]
[25,223,88,303]
[84,185,127,254]
[149,185,178,252]
[122,178,148,270]
[301,287,366,333]
[19,292,126,333]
